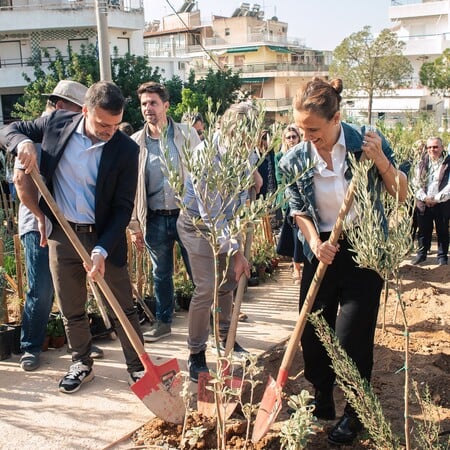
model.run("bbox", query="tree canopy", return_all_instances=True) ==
[330,26,413,124]
[13,44,161,130]
[419,48,450,97]
[13,45,243,129]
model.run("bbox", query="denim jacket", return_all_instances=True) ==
[278,122,396,262]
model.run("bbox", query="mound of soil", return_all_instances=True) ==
[131,261,450,449]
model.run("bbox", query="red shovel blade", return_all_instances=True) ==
[131,353,185,424]
[252,370,287,443]
[197,361,243,419]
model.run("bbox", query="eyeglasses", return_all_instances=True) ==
[427,145,439,149]
[285,135,299,140]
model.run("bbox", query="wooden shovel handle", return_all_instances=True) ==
[224,187,257,356]
[29,168,146,358]
[276,161,362,386]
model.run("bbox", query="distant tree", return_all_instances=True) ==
[111,49,162,128]
[164,75,184,119]
[13,44,162,130]
[190,67,243,116]
[330,26,413,124]
[419,48,450,97]
[170,88,207,123]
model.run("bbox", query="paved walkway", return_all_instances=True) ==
[0,263,299,450]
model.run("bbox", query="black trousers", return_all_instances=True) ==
[299,233,383,392]
[417,204,449,261]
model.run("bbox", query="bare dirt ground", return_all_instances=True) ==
[130,255,450,449]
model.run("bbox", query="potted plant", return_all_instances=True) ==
[46,313,66,349]
[252,239,276,280]
[174,277,194,311]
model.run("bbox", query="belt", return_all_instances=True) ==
[151,209,180,217]
[68,222,96,233]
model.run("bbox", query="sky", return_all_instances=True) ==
[143,0,393,51]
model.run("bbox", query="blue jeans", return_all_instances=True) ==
[21,231,54,354]
[145,212,192,324]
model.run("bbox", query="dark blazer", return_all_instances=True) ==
[1,110,139,267]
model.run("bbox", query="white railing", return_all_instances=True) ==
[0,0,143,13]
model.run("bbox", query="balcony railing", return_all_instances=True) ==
[0,52,130,69]
[0,0,143,13]
[256,98,293,109]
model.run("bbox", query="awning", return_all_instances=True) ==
[241,77,270,84]
[226,46,260,54]
[268,45,291,54]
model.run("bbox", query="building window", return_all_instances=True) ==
[225,28,230,36]
[1,93,21,125]
[219,56,229,68]
[234,55,245,67]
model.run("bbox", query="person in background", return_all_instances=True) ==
[118,122,134,137]
[177,102,257,382]
[12,80,103,372]
[182,111,205,141]
[279,77,407,446]
[129,82,200,342]
[2,81,145,392]
[411,136,449,265]
[275,124,304,284]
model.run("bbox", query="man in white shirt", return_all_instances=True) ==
[412,136,450,265]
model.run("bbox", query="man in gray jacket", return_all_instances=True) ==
[128,82,200,342]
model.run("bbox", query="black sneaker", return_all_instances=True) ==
[20,352,40,372]
[90,345,104,359]
[411,254,426,265]
[212,339,250,361]
[59,362,94,394]
[128,369,145,385]
[187,351,209,383]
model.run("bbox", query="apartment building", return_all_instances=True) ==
[143,1,332,123]
[0,0,145,125]
[345,0,450,126]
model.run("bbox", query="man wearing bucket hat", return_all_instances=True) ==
[42,80,87,111]
[13,80,103,372]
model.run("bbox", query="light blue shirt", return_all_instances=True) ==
[15,146,53,237]
[53,119,104,224]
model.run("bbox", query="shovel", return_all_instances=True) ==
[197,188,256,418]
[30,168,185,424]
[252,159,363,442]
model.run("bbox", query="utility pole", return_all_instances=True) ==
[95,0,112,81]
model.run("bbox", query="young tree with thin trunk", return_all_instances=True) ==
[330,26,413,124]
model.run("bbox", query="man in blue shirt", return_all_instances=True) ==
[14,80,103,372]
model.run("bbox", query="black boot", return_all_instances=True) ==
[328,404,363,445]
[311,388,336,420]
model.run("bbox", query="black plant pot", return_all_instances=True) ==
[6,322,22,355]
[0,325,14,361]
[176,294,191,311]
[89,313,115,339]
[136,296,157,324]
